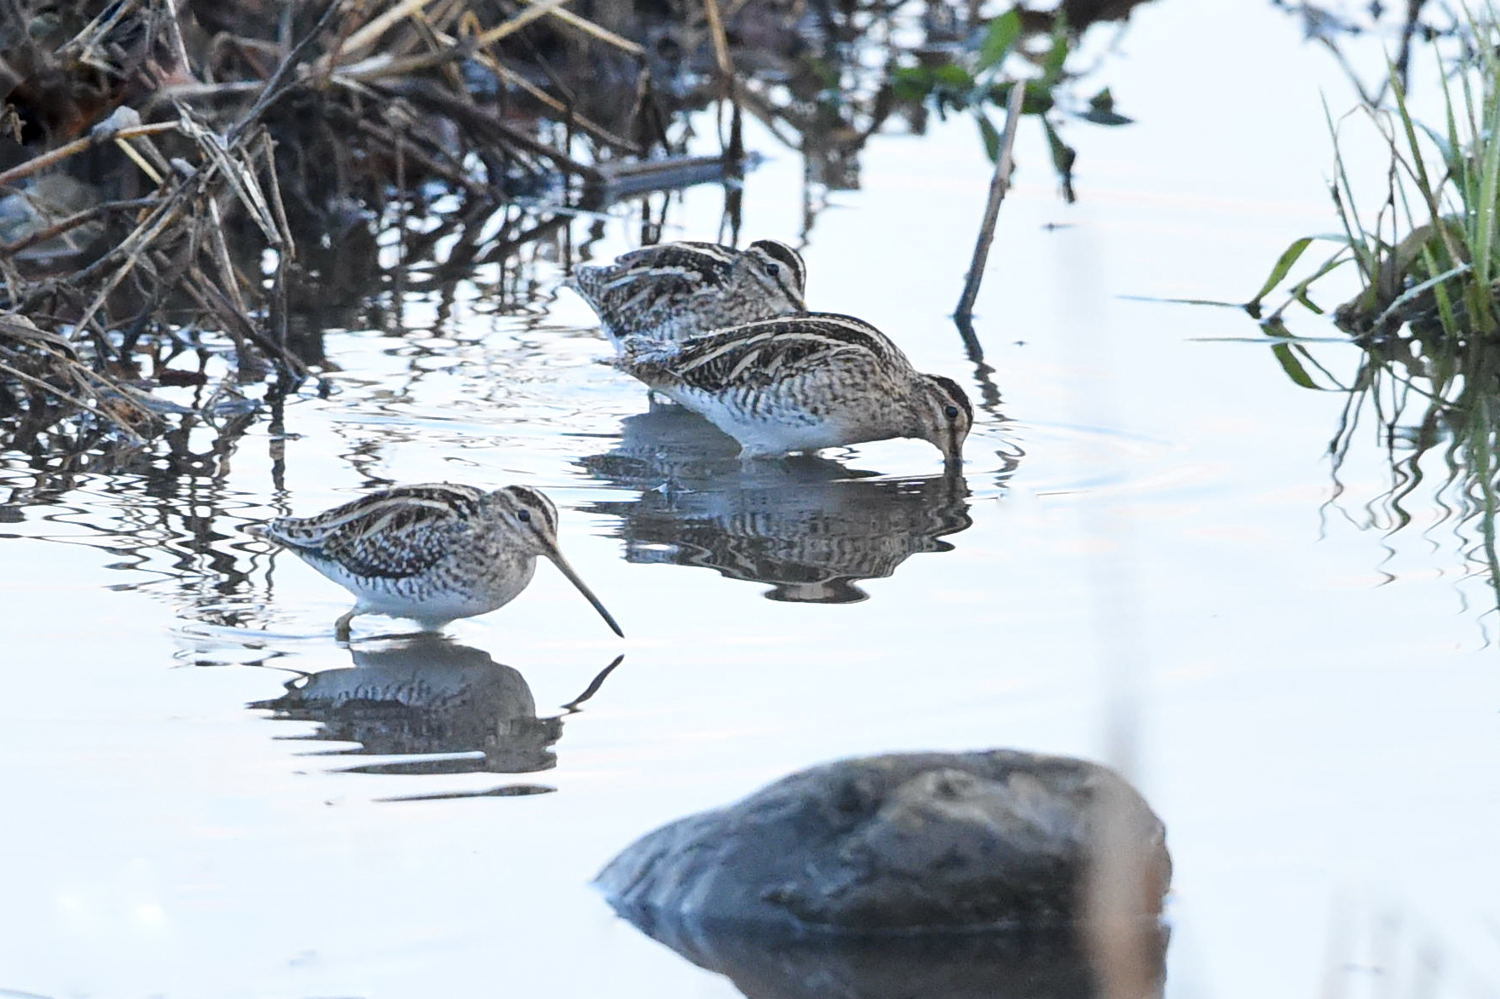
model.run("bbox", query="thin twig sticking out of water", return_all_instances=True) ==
[703,0,746,175]
[954,81,1026,339]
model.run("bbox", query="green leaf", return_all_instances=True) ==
[1040,115,1076,203]
[976,9,1022,73]
[1246,236,1313,311]
[1415,122,1459,172]
[1270,341,1322,389]
[976,111,1001,162]
[1079,108,1133,126]
[933,63,976,91]
[1089,87,1115,113]
[890,66,933,102]
[1287,248,1351,316]
[1291,287,1325,314]
[1041,20,1070,87]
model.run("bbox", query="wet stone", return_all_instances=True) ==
[611,918,1170,999]
[595,750,1171,932]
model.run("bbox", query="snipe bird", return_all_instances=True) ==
[568,239,807,347]
[249,483,624,641]
[613,313,973,463]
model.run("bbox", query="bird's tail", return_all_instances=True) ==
[566,264,613,306]
[612,335,682,374]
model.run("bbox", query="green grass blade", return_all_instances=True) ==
[1246,236,1314,311]
[1271,341,1325,389]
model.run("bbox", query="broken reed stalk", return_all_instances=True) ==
[702,0,735,86]
[701,0,743,163]
[0,122,178,188]
[474,0,577,45]
[0,198,157,256]
[954,80,1026,327]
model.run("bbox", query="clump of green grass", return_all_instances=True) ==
[1249,10,1500,339]
[1249,13,1500,615]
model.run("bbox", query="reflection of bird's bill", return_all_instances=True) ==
[545,546,625,638]
[561,654,626,712]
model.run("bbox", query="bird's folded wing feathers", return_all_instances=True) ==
[261,485,482,579]
[616,317,887,392]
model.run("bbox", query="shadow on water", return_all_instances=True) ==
[247,634,624,800]
[578,407,978,603]
[614,915,1168,999]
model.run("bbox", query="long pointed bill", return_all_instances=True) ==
[942,429,966,469]
[546,548,625,638]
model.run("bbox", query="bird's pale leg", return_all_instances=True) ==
[737,446,779,471]
[334,608,358,642]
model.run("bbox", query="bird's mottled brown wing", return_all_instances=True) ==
[572,243,737,319]
[611,242,738,282]
[255,484,484,580]
[617,313,907,392]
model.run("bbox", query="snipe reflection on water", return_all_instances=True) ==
[247,633,623,800]
[580,407,981,602]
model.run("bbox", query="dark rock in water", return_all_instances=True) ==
[596,750,1170,932]
[621,914,1169,999]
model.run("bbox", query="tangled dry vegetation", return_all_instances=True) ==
[0,0,1151,457]
[0,0,783,450]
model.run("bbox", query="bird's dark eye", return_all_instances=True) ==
[765,262,782,276]
[944,405,960,420]
[517,509,532,522]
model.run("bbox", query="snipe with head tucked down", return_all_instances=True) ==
[568,239,807,348]
[613,313,973,463]
[248,483,624,641]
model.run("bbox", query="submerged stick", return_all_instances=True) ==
[954,81,1026,328]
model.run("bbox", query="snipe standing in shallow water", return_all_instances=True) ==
[248,484,624,641]
[568,239,807,347]
[613,313,974,463]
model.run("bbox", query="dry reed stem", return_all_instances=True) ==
[0,198,157,257]
[113,136,165,184]
[0,355,142,438]
[336,47,469,82]
[955,80,1026,323]
[333,0,446,62]
[415,21,642,153]
[703,0,735,85]
[0,122,180,188]
[475,0,577,45]
[0,315,151,439]
[393,79,604,181]
[530,2,644,55]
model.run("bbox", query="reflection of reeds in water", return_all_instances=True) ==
[579,407,975,603]
[249,634,622,800]
[621,915,1167,999]
[1323,336,1500,615]
[0,404,277,628]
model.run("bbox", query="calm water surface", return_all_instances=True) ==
[3,3,1499,997]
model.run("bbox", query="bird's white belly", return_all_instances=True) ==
[309,556,534,624]
[670,388,848,456]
